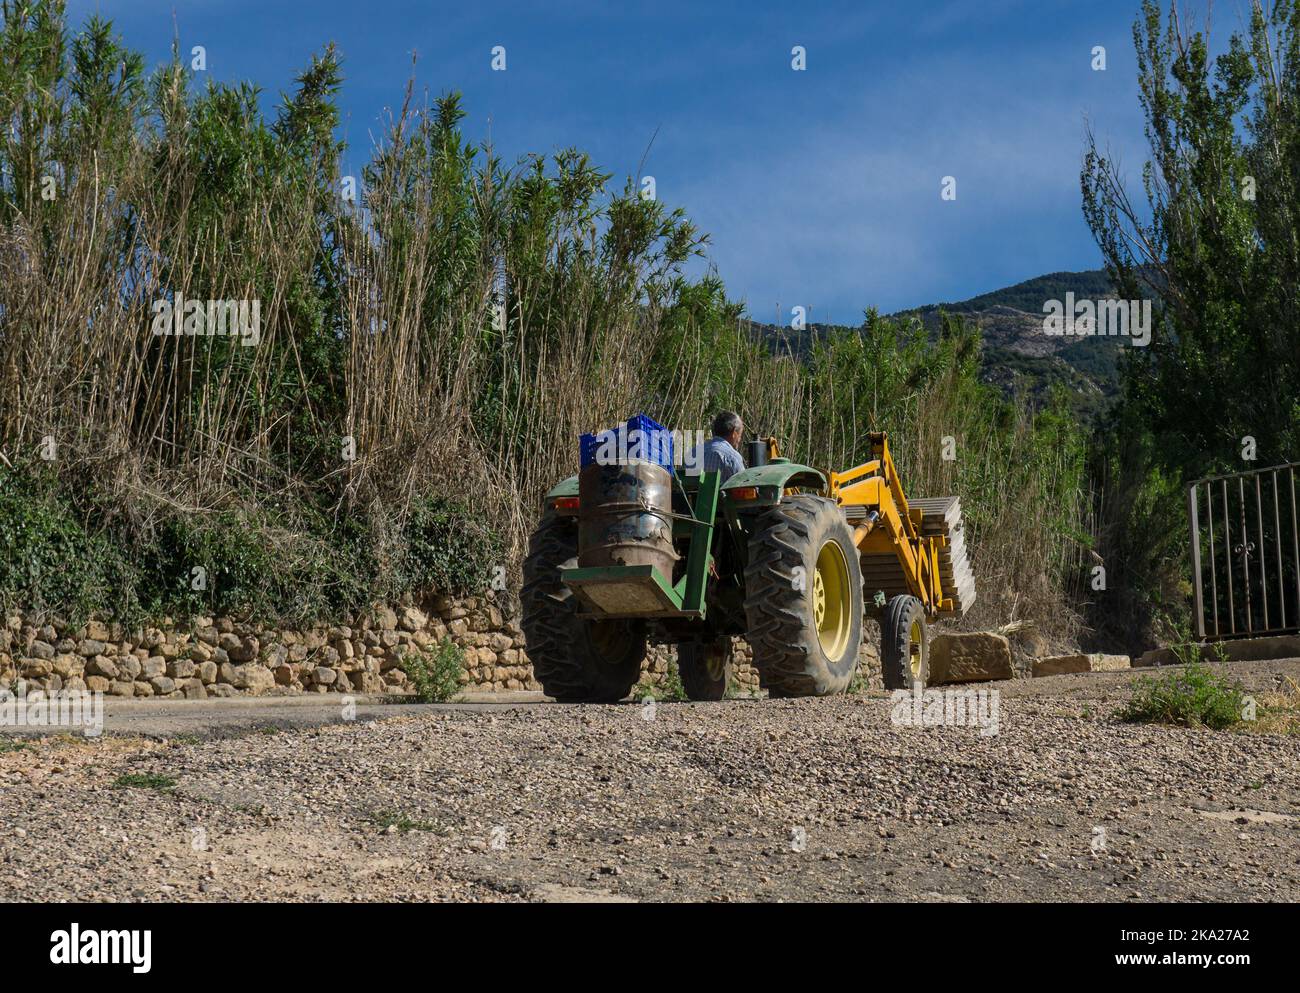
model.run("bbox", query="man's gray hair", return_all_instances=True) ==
[712,410,742,438]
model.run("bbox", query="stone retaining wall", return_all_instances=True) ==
[0,594,884,699]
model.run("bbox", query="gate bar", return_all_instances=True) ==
[1189,483,1204,639]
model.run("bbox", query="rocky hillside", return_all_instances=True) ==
[899,270,1130,417]
[752,269,1150,419]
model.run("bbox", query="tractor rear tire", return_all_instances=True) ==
[743,495,864,697]
[880,594,929,690]
[521,512,646,703]
[677,640,729,701]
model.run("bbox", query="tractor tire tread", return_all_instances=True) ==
[880,594,928,690]
[743,495,863,697]
[521,512,645,702]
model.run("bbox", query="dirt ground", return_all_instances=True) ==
[1,660,1298,902]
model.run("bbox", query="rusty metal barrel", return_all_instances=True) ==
[577,461,678,576]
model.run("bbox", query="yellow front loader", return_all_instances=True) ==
[827,431,975,687]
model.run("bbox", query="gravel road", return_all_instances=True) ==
[2,661,1298,902]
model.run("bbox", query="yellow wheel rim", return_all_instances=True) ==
[812,539,851,659]
[908,618,924,679]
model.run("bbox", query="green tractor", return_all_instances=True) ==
[522,432,967,702]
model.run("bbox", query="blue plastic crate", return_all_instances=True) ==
[580,414,673,469]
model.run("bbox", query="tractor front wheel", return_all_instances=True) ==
[521,512,646,702]
[880,594,929,690]
[743,495,864,697]
[677,640,729,701]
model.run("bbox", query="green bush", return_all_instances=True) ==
[0,462,136,623]
[128,497,501,626]
[1117,662,1246,730]
[398,495,503,598]
[135,507,374,625]
[633,662,687,703]
[0,456,501,627]
[399,639,465,703]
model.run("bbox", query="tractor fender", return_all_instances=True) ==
[721,461,827,497]
[545,475,580,500]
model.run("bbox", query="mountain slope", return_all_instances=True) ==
[751,269,1145,418]
[898,269,1130,417]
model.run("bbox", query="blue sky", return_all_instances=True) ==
[70,0,1194,319]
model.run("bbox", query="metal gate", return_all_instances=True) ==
[1188,463,1300,640]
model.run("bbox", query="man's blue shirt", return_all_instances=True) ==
[696,436,745,483]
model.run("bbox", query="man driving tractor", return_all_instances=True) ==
[695,410,746,482]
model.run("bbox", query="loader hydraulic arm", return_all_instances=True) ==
[826,432,950,617]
